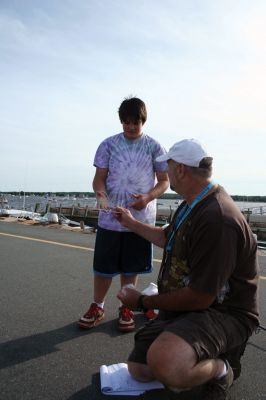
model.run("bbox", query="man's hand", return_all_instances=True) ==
[96,191,109,209]
[117,287,142,311]
[112,207,136,227]
[128,193,151,210]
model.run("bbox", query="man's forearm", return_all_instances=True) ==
[141,287,215,312]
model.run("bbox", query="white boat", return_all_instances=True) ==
[0,209,41,219]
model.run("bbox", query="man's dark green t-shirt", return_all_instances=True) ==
[158,185,259,331]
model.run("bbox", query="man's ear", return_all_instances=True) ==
[177,163,186,178]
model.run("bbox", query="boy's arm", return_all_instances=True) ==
[130,171,169,210]
[93,167,109,209]
[151,170,170,198]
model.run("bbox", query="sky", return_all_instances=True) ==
[0,0,265,196]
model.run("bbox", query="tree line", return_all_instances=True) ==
[1,191,266,203]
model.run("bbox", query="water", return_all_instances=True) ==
[1,194,96,213]
[2,194,266,215]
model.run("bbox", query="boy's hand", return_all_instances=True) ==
[129,193,151,210]
[96,191,109,209]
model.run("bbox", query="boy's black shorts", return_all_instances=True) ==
[93,227,153,277]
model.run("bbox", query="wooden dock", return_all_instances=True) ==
[48,205,100,227]
[48,205,173,228]
[48,205,266,239]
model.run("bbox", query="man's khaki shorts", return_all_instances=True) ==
[128,308,253,364]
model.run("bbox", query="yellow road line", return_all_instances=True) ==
[0,232,264,274]
[0,232,94,252]
[0,232,163,263]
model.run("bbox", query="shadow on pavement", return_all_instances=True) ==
[65,334,266,400]
[66,372,205,400]
[0,313,148,370]
[66,373,133,400]
[0,317,141,370]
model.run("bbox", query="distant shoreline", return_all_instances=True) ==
[1,191,266,203]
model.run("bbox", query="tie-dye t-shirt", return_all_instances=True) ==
[94,132,168,232]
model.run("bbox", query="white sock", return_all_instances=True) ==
[216,361,228,379]
[95,302,104,309]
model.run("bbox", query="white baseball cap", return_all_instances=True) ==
[156,138,212,167]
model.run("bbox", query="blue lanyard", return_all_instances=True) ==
[166,181,214,252]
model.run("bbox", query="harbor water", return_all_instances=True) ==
[1,194,266,215]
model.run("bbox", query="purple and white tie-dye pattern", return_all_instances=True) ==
[93,133,168,231]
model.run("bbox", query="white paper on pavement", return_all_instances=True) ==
[100,363,164,396]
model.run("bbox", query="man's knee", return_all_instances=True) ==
[128,361,154,382]
[146,332,197,387]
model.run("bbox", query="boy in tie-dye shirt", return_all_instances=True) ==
[78,97,169,332]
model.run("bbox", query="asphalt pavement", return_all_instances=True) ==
[0,219,265,400]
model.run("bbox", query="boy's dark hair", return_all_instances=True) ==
[118,97,147,124]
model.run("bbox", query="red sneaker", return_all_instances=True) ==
[118,306,135,332]
[78,303,104,329]
[145,309,158,320]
